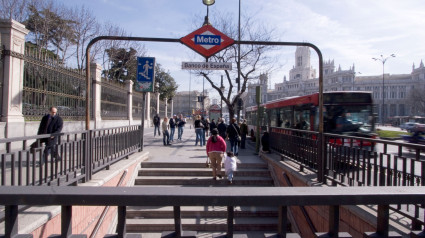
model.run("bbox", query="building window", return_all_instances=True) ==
[297,56,302,67]
[399,104,405,116]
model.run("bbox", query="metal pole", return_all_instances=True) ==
[237,0,241,122]
[140,92,146,152]
[382,62,385,125]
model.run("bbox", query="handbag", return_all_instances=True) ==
[231,124,241,142]
[205,156,210,168]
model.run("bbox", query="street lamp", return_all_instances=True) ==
[372,54,395,125]
[220,75,225,117]
[202,0,215,26]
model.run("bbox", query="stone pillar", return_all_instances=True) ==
[156,92,160,115]
[164,97,168,118]
[146,92,151,127]
[170,99,174,117]
[125,80,133,125]
[91,63,102,129]
[0,19,29,138]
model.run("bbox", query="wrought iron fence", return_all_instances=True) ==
[0,125,141,186]
[20,46,86,121]
[132,91,144,120]
[100,78,128,120]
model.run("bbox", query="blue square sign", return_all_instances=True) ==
[136,57,156,92]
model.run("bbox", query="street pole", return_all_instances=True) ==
[140,92,146,152]
[373,54,395,125]
[237,0,241,122]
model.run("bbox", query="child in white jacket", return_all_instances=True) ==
[224,151,237,184]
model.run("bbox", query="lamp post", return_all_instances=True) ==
[372,54,395,125]
[202,0,215,26]
[220,75,225,117]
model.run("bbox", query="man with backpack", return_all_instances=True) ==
[153,114,161,136]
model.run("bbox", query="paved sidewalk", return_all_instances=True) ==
[142,127,263,165]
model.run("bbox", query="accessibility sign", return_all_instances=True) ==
[182,62,232,70]
[136,57,156,92]
[180,25,235,58]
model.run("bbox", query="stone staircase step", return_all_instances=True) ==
[140,162,268,169]
[134,177,274,186]
[138,169,270,177]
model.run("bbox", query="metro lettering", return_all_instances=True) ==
[194,35,221,45]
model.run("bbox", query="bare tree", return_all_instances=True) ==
[195,11,278,119]
[0,0,30,22]
[408,87,425,116]
[71,5,100,72]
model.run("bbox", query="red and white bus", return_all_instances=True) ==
[246,91,377,144]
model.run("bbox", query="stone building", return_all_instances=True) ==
[246,46,425,124]
[173,90,210,117]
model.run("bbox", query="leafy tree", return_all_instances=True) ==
[24,1,77,62]
[103,47,138,82]
[155,64,178,101]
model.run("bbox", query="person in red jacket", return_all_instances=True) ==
[206,128,227,180]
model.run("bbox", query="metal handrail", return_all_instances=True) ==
[1,186,424,237]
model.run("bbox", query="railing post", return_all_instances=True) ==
[117,206,127,238]
[328,205,339,237]
[174,206,182,237]
[278,206,288,237]
[5,205,18,237]
[61,205,72,238]
[91,63,102,129]
[227,206,234,237]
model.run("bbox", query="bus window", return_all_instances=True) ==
[294,109,310,130]
[325,105,373,133]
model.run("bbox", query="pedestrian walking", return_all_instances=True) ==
[206,128,226,180]
[261,131,271,153]
[37,106,63,165]
[169,115,176,142]
[177,114,186,141]
[239,119,248,149]
[217,118,227,140]
[226,118,241,156]
[162,117,171,146]
[153,114,161,136]
[204,118,210,137]
[194,115,204,146]
[224,151,237,184]
[209,119,217,134]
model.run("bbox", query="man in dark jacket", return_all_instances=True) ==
[153,114,161,136]
[217,118,227,140]
[37,107,63,165]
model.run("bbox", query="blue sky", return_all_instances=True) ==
[58,0,425,99]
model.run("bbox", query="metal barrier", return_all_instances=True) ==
[0,125,141,186]
[270,127,425,230]
[1,186,424,237]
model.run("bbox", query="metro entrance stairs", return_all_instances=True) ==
[126,129,283,237]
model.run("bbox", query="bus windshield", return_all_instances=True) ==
[323,105,374,134]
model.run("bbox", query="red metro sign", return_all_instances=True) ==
[180,25,235,58]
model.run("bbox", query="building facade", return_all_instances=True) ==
[246,46,425,124]
[173,90,210,117]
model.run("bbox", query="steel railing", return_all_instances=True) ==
[1,186,424,238]
[270,127,425,230]
[0,125,141,186]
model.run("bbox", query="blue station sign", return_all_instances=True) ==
[136,57,156,92]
